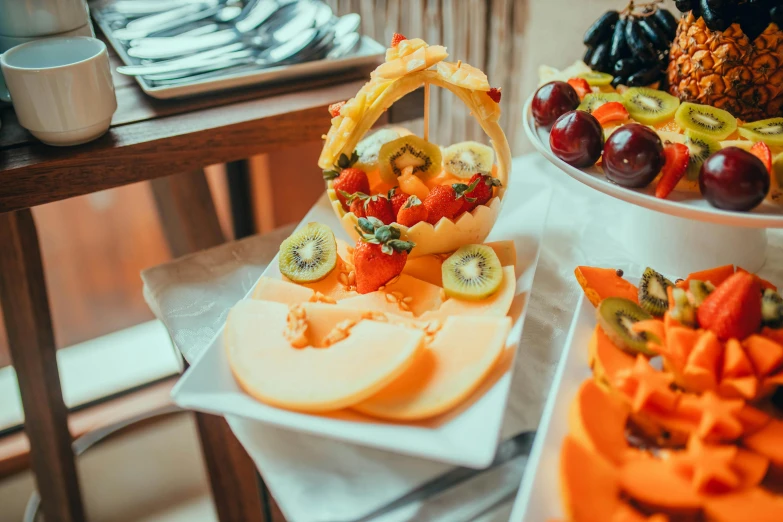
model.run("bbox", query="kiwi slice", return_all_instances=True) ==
[578,71,614,86]
[577,92,623,113]
[441,244,502,301]
[278,222,337,283]
[738,118,783,147]
[674,102,737,141]
[597,297,656,356]
[622,87,680,125]
[670,288,697,328]
[638,267,673,317]
[684,130,722,181]
[762,289,783,329]
[378,135,442,184]
[354,128,402,171]
[688,279,715,307]
[442,141,495,179]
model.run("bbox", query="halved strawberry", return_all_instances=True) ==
[655,143,690,199]
[487,87,501,103]
[328,101,346,118]
[750,141,772,174]
[567,77,591,99]
[591,101,629,126]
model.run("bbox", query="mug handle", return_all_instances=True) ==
[0,53,10,103]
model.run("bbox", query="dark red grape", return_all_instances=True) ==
[532,81,580,127]
[549,110,604,168]
[602,124,665,188]
[699,147,770,211]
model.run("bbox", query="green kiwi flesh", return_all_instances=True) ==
[578,92,623,113]
[738,118,783,147]
[684,130,721,181]
[278,222,337,283]
[675,102,737,141]
[762,289,783,329]
[597,297,657,356]
[622,87,680,125]
[578,71,614,86]
[378,135,442,184]
[688,279,715,307]
[638,267,673,317]
[354,129,402,171]
[670,288,697,328]
[441,244,502,301]
[442,141,495,179]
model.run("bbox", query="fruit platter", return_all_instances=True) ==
[512,263,783,522]
[171,34,551,468]
[526,1,783,273]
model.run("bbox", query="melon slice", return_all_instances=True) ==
[372,45,448,80]
[353,315,510,420]
[336,273,443,317]
[294,256,358,302]
[574,266,639,307]
[436,60,491,91]
[419,266,516,319]
[336,238,355,269]
[560,436,625,522]
[226,300,425,412]
[252,277,315,304]
[402,240,516,287]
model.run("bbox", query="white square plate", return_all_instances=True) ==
[172,179,552,468]
[509,292,600,520]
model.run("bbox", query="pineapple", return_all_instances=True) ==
[436,61,490,91]
[668,12,783,121]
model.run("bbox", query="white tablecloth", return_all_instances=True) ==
[142,153,783,522]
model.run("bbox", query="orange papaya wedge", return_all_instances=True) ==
[704,488,783,522]
[675,265,735,290]
[575,266,639,307]
[619,458,702,513]
[560,435,624,522]
[744,335,783,377]
[590,326,637,386]
[742,418,783,469]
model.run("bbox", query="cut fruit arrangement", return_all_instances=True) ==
[552,264,783,522]
[533,1,783,212]
[319,33,512,256]
[225,220,519,421]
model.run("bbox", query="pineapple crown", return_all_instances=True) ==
[355,217,415,255]
[323,151,359,180]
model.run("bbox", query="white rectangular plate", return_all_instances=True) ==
[509,292,597,521]
[172,179,552,468]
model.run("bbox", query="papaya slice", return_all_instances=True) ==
[669,437,741,494]
[743,418,783,469]
[720,339,758,400]
[675,264,735,289]
[735,266,777,291]
[631,319,665,353]
[662,326,700,375]
[732,448,769,489]
[574,266,639,307]
[704,487,783,522]
[719,375,759,401]
[619,458,702,513]
[736,404,771,436]
[762,327,783,346]
[569,379,637,466]
[560,436,624,522]
[614,356,678,414]
[743,335,783,377]
[681,330,721,393]
[590,326,637,386]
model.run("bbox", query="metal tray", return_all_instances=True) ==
[91,3,385,100]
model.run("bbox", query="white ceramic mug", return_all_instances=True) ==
[0,0,90,37]
[0,22,95,53]
[0,37,117,146]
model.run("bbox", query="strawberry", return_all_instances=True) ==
[396,195,429,227]
[391,33,406,47]
[324,152,370,211]
[697,272,762,341]
[423,185,463,225]
[328,101,346,118]
[655,142,690,199]
[457,174,502,214]
[363,195,395,224]
[349,197,366,218]
[567,77,591,99]
[353,217,415,293]
[590,101,629,126]
[750,141,772,174]
[388,187,411,216]
[487,87,502,103]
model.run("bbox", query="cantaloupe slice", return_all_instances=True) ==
[743,418,783,469]
[589,326,637,385]
[336,273,443,317]
[574,266,638,307]
[226,300,424,412]
[568,379,637,466]
[675,264,735,289]
[419,265,516,319]
[619,458,702,513]
[743,335,783,376]
[402,240,516,287]
[252,276,315,304]
[704,488,783,522]
[352,315,510,420]
[293,256,358,302]
[560,436,625,522]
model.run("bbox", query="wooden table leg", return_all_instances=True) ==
[0,209,86,522]
[150,170,266,522]
[225,159,256,240]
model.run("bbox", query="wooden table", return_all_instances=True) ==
[0,48,421,522]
